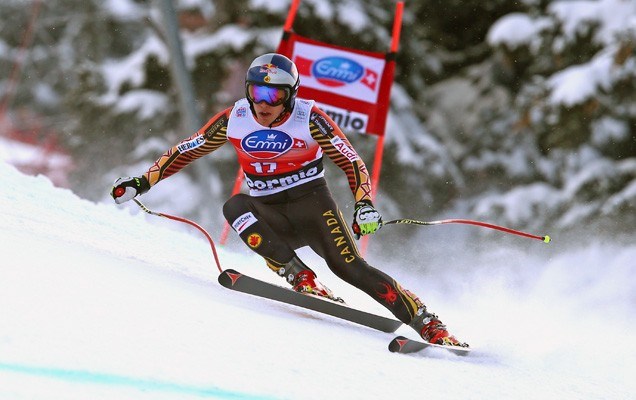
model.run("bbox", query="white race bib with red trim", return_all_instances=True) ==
[227,98,324,196]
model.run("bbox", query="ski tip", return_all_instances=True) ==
[543,235,551,243]
[446,346,472,356]
[218,269,242,287]
[221,268,240,274]
[388,335,472,356]
[388,336,409,353]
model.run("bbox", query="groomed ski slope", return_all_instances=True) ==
[1,161,634,400]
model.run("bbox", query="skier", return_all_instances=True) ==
[111,53,467,348]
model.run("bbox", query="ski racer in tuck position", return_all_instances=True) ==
[111,53,468,348]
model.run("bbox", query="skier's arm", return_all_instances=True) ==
[143,108,231,186]
[309,106,372,204]
[309,106,381,237]
[111,108,230,204]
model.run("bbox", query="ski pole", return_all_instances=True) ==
[382,218,551,243]
[133,199,224,272]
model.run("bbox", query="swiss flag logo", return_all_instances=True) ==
[361,69,378,91]
[293,138,307,149]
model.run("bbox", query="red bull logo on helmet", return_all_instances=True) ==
[259,63,278,74]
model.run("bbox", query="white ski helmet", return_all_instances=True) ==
[245,53,300,112]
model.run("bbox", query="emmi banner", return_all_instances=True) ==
[293,42,385,104]
[278,30,396,137]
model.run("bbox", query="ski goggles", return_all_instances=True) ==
[246,84,291,106]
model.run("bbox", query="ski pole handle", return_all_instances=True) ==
[111,176,150,204]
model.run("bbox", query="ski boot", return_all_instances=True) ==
[410,307,469,348]
[292,270,331,297]
[277,256,344,303]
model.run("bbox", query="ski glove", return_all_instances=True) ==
[352,200,382,239]
[111,176,150,204]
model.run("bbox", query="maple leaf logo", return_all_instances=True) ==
[248,233,262,248]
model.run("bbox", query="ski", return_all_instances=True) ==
[388,335,472,356]
[218,269,402,333]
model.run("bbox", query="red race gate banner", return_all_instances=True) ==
[278,33,394,137]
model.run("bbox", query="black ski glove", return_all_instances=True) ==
[111,176,150,204]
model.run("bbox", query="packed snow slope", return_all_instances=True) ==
[1,160,634,400]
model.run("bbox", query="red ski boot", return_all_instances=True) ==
[276,256,344,302]
[292,270,331,297]
[412,310,469,348]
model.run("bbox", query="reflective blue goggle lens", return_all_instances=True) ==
[247,84,289,106]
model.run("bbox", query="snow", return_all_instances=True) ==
[0,137,73,188]
[260,0,372,30]
[1,160,635,400]
[104,0,147,21]
[115,90,170,120]
[547,48,615,106]
[548,0,636,45]
[101,35,169,104]
[591,116,630,147]
[336,0,370,32]
[0,39,10,59]
[473,182,561,226]
[487,13,551,50]
[0,137,70,170]
[487,0,636,107]
[489,0,636,49]
[183,26,258,58]
[603,178,636,214]
[249,0,292,13]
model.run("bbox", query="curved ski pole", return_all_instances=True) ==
[382,218,551,243]
[133,199,224,273]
